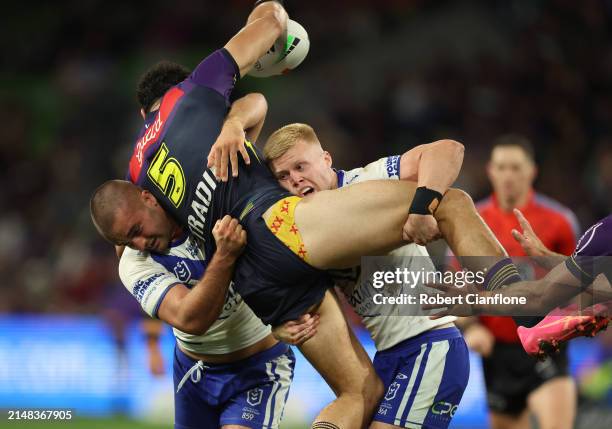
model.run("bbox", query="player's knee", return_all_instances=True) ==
[438,188,474,217]
[439,138,465,155]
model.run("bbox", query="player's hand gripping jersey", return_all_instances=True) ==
[119,233,271,355]
[126,49,331,326]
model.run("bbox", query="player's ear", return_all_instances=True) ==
[323,151,332,168]
[141,190,159,207]
[140,108,146,120]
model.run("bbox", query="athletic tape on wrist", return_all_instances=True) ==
[409,186,443,215]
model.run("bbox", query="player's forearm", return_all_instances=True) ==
[226,93,268,142]
[226,2,288,77]
[536,252,566,270]
[414,139,464,194]
[475,277,579,316]
[175,254,237,334]
[474,280,546,315]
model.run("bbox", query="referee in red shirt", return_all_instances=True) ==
[464,135,580,429]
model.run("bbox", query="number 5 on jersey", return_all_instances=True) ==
[147,143,186,208]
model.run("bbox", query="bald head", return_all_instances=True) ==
[90,180,142,242]
[90,180,179,252]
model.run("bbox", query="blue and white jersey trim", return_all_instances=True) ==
[337,155,401,188]
[118,234,270,355]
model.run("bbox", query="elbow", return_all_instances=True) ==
[175,315,215,336]
[250,92,268,114]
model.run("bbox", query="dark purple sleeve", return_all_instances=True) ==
[187,48,240,102]
[565,215,612,284]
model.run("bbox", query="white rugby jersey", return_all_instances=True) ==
[118,234,270,355]
[335,156,456,351]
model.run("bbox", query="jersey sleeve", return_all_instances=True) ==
[187,48,240,103]
[339,155,401,187]
[119,248,182,318]
[564,217,612,285]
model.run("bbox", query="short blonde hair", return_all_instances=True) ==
[263,123,320,162]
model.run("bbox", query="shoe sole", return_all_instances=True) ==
[534,316,609,360]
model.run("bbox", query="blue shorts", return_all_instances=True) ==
[232,192,331,326]
[372,327,470,429]
[173,342,295,429]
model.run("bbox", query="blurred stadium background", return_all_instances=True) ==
[1,0,611,427]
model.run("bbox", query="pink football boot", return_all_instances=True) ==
[517,302,610,360]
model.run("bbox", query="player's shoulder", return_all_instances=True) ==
[338,155,400,187]
[118,247,158,279]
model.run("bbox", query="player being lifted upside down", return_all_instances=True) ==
[90,1,527,427]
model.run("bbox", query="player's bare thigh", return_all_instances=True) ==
[222,425,251,429]
[294,180,418,269]
[299,290,380,395]
[261,180,490,269]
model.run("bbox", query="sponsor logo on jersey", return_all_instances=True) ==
[173,260,192,283]
[246,388,264,406]
[132,273,164,304]
[136,115,164,166]
[384,382,401,401]
[431,401,458,417]
[574,221,604,255]
[187,169,218,242]
[128,86,184,182]
[345,174,361,185]
[386,155,400,178]
[185,237,201,259]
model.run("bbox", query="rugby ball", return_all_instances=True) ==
[248,19,310,78]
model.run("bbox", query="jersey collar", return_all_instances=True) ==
[335,169,345,188]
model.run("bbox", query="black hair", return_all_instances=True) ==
[491,134,535,162]
[136,61,190,112]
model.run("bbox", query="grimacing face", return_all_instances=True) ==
[487,146,536,204]
[110,191,178,252]
[270,139,335,197]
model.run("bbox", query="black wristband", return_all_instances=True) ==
[254,0,284,8]
[409,187,443,215]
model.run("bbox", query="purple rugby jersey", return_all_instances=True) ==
[565,214,612,285]
[126,48,284,255]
